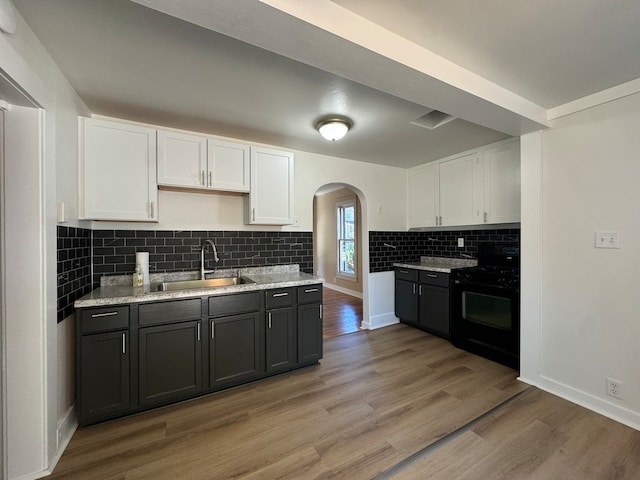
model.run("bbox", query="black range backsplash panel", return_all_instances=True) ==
[57,226,93,323]
[92,230,314,287]
[369,228,520,273]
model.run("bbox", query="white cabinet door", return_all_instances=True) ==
[80,118,158,221]
[483,140,520,224]
[408,163,439,228]
[438,152,483,226]
[157,130,207,188]
[208,140,250,192]
[249,147,293,225]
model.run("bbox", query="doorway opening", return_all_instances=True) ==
[313,184,365,339]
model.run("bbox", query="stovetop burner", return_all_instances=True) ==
[453,243,520,285]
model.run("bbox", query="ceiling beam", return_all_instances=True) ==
[132,0,549,135]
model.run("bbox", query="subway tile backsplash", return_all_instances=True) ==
[57,226,92,323]
[369,228,520,272]
[56,225,518,322]
[92,230,314,287]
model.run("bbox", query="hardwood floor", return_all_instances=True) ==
[389,387,640,479]
[322,286,363,339]
[51,325,640,479]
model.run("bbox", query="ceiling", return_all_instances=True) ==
[10,0,640,168]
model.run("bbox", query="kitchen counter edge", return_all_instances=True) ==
[75,272,324,308]
[393,257,477,273]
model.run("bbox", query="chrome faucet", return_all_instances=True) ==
[200,239,220,279]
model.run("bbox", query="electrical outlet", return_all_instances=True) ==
[606,377,623,399]
[595,231,621,249]
[457,238,464,248]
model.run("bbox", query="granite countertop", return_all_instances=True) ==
[393,256,477,273]
[75,265,324,308]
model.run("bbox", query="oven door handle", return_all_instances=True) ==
[453,279,519,293]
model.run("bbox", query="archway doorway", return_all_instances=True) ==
[313,183,365,339]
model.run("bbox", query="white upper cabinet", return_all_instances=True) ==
[157,130,207,188]
[408,163,439,228]
[407,139,520,228]
[482,141,520,224]
[248,147,294,225]
[157,130,250,193]
[80,117,158,222]
[208,140,250,192]
[438,152,483,226]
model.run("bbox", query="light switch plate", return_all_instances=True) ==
[457,238,464,248]
[595,231,621,249]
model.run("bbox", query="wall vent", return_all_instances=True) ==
[411,109,456,130]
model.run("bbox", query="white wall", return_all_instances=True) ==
[520,91,640,429]
[1,8,90,479]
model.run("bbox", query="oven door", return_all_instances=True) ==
[451,280,519,369]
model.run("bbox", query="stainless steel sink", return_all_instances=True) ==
[157,277,255,291]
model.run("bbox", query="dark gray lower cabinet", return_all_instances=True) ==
[139,320,202,406]
[77,284,323,425]
[210,312,261,387]
[266,307,295,373]
[418,283,450,337]
[395,268,451,338]
[79,330,130,422]
[394,279,418,323]
[297,303,323,365]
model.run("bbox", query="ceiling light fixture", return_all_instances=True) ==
[316,117,352,141]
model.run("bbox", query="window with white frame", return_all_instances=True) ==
[337,200,356,278]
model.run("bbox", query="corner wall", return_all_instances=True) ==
[520,92,640,429]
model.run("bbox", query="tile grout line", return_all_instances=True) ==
[372,386,536,480]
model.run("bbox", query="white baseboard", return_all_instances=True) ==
[47,405,78,475]
[362,312,399,330]
[323,282,363,299]
[518,374,640,431]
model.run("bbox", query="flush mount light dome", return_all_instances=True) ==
[316,117,352,141]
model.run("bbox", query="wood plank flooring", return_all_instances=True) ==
[51,325,640,479]
[390,387,640,479]
[322,287,363,339]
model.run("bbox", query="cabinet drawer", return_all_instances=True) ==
[297,284,322,304]
[80,306,129,334]
[209,292,260,317]
[419,271,450,287]
[395,268,418,282]
[139,298,201,326]
[265,288,294,309]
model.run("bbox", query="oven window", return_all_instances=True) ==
[462,292,512,331]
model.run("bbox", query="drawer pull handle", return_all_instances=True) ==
[400,270,409,274]
[319,305,323,318]
[427,274,438,278]
[211,320,215,339]
[197,322,201,341]
[272,292,289,298]
[122,333,126,354]
[91,312,118,318]
[268,312,272,329]
[304,288,319,293]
